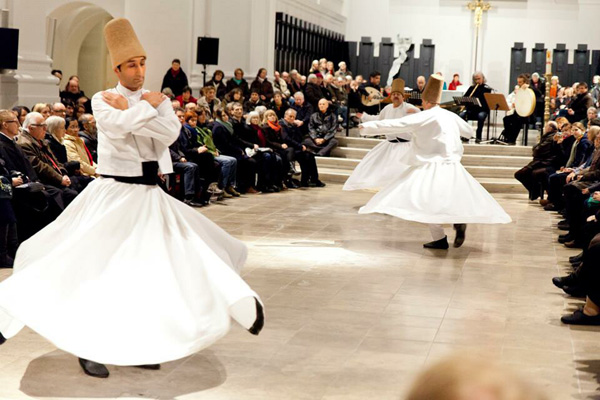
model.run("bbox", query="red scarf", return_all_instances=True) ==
[252,124,267,147]
[267,120,281,132]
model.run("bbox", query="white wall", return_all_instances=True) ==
[0,0,346,108]
[345,0,600,94]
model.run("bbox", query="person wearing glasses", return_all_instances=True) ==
[16,112,78,202]
[0,110,69,241]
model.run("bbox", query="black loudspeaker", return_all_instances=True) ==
[0,28,19,70]
[196,37,219,65]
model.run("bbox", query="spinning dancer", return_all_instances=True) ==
[344,78,419,191]
[359,74,511,249]
[0,18,263,378]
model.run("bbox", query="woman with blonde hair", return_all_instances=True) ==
[32,103,50,120]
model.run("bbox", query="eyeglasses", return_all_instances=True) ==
[30,124,47,128]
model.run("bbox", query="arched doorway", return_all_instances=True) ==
[47,2,116,97]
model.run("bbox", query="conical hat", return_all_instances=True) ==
[104,18,146,69]
[422,74,444,104]
[391,78,405,95]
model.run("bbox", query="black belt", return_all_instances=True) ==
[388,138,409,143]
[102,161,159,186]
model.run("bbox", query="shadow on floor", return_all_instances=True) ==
[19,350,226,399]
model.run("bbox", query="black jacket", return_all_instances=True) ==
[250,79,274,101]
[46,133,68,164]
[269,100,290,120]
[206,79,228,99]
[280,120,305,151]
[263,125,285,151]
[161,68,189,97]
[568,93,594,123]
[212,123,244,159]
[0,134,38,182]
[304,83,323,109]
[308,110,338,141]
[226,79,250,98]
[290,103,313,135]
[78,131,98,163]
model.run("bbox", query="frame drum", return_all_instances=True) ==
[515,88,536,117]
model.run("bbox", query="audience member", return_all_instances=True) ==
[280,109,323,187]
[175,86,197,108]
[212,109,257,194]
[567,82,594,123]
[11,106,29,125]
[290,92,313,136]
[303,74,323,109]
[269,92,289,119]
[448,73,462,90]
[161,58,188,97]
[60,77,86,104]
[226,68,250,98]
[0,155,17,269]
[32,103,50,120]
[335,61,352,79]
[63,118,97,177]
[206,70,228,99]
[197,86,222,118]
[250,68,274,102]
[305,98,339,156]
[273,71,291,99]
[78,113,98,163]
[244,90,264,113]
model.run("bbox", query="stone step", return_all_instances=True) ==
[316,157,518,179]
[322,152,529,169]
[317,168,523,194]
[336,136,532,156]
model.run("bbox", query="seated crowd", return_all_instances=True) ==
[515,117,600,325]
[1,58,369,269]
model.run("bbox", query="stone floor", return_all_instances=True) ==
[0,184,599,399]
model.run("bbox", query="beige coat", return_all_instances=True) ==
[64,134,97,176]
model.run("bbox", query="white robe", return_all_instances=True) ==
[343,102,420,191]
[0,84,262,366]
[358,106,512,225]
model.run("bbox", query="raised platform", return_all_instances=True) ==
[317,136,530,194]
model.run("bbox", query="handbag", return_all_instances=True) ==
[0,176,12,200]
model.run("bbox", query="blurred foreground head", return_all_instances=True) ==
[405,354,547,400]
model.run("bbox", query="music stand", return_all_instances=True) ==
[481,93,510,145]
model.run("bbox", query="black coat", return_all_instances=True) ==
[280,120,304,151]
[290,103,313,135]
[226,79,250,98]
[304,83,323,109]
[161,68,189,97]
[206,79,228,99]
[263,125,285,151]
[46,133,68,164]
[212,123,244,159]
[250,79,274,101]
[308,110,338,141]
[568,93,594,123]
[269,101,290,120]
[0,134,38,182]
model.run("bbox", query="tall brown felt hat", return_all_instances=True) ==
[391,78,405,95]
[422,74,444,104]
[104,18,146,69]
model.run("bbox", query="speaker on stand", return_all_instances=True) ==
[196,37,219,86]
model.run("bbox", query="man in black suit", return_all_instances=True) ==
[290,92,314,136]
[0,110,67,241]
[459,71,492,143]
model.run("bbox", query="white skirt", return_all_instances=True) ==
[0,178,260,366]
[343,140,411,191]
[359,161,512,224]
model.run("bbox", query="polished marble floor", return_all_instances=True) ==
[0,184,598,399]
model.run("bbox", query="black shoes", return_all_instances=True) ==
[423,236,449,250]
[570,252,584,264]
[0,331,6,345]
[286,180,299,189]
[78,358,162,378]
[453,224,466,248]
[561,309,600,325]
[558,233,573,244]
[563,285,586,298]
[135,364,161,370]
[552,273,578,289]
[248,298,264,336]
[314,180,326,187]
[184,198,205,207]
[79,358,109,378]
[557,220,570,231]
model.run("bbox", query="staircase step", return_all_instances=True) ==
[461,154,530,168]
[336,136,532,156]
[317,156,521,178]
[317,168,523,194]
